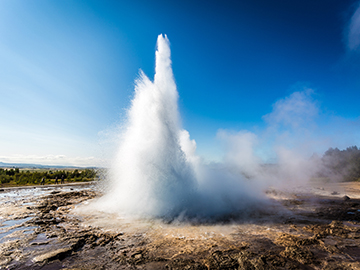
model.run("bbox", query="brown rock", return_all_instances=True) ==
[32,247,72,263]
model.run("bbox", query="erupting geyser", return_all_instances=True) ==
[94,34,264,220]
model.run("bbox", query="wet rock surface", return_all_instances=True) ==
[0,184,360,269]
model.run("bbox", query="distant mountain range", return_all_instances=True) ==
[0,162,95,169]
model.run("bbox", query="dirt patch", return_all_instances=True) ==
[0,185,360,269]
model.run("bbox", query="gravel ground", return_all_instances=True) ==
[0,182,360,269]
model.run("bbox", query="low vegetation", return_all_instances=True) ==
[0,168,98,187]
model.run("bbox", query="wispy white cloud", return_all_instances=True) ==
[0,155,102,167]
[346,2,360,51]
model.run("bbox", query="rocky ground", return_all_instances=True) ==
[0,183,360,269]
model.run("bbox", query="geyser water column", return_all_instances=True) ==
[99,34,198,218]
[92,34,267,220]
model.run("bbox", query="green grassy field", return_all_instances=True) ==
[0,168,98,187]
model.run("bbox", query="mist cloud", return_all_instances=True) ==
[216,86,359,189]
[263,89,318,129]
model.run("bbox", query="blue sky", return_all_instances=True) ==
[0,0,360,166]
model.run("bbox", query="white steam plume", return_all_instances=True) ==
[92,34,360,221]
[92,34,265,220]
